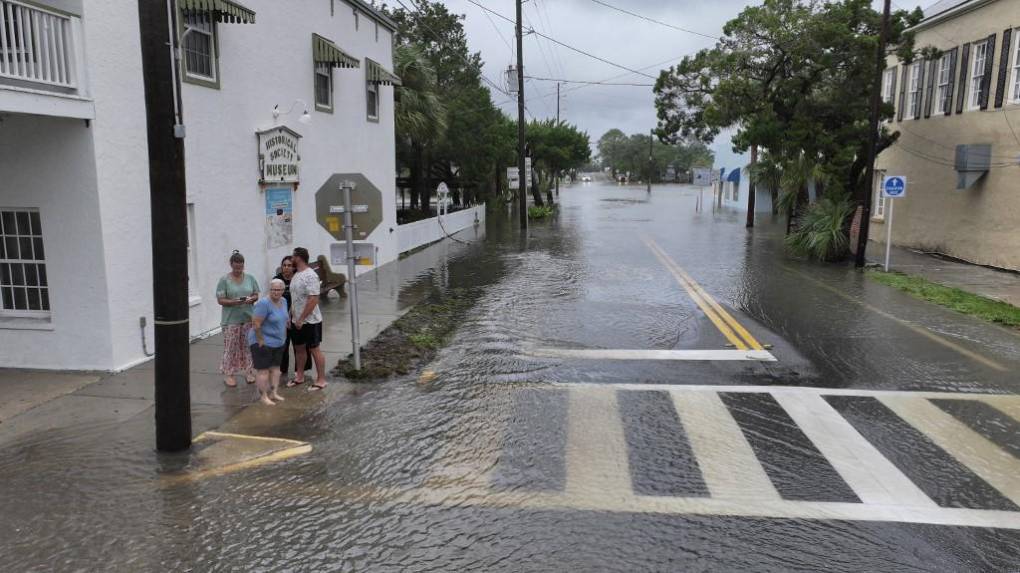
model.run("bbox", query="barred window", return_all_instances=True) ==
[183,13,216,81]
[0,209,49,315]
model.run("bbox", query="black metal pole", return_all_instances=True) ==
[855,0,892,267]
[647,129,652,193]
[139,0,191,451]
[555,82,560,198]
[516,0,527,229]
[746,144,757,228]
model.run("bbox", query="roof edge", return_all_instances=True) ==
[343,0,398,33]
[911,0,999,34]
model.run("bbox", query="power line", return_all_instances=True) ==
[461,0,657,79]
[526,75,655,87]
[583,0,722,41]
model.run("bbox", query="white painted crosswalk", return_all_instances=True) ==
[415,384,1020,530]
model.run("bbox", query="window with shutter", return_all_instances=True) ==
[978,34,996,110]
[898,63,909,121]
[908,62,922,119]
[969,41,988,110]
[935,53,952,114]
[924,58,937,118]
[1010,29,1020,104]
[995,28,1012,108]
[957,43,970,114]
[945,47,957,115]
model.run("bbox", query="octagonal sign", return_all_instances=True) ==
[315,173,384,240]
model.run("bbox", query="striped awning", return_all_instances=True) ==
[180,0,256,24]
[313,34,360,69]
[366,58,402,86]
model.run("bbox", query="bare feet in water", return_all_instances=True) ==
[270,392,285,402]
[259,395,275,406]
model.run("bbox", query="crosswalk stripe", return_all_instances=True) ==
[668,389,780,501]
[879,396,1020,508]
[773,392,936,508]
[981,395,1020,422]
[565,386,633,499]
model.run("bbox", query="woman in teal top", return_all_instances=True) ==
[215,250,260,387]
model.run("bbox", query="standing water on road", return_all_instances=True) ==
[2,181,1019,571]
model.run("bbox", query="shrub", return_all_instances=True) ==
[785,193,855,261]
[528,205,556,219]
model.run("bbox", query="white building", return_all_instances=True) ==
[0,0,403,371]
[717,166,774,214]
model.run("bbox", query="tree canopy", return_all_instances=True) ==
[654,0,925,200]
[597,129,713,181]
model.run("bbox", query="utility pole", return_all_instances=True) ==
[555,82,560,198]
[516,0,527,230]
[746,144,757,228]
[138,0,191,451]
[856,0,892,267]
[647,129,653,193]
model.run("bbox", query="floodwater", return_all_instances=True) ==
[2,179,1020,571]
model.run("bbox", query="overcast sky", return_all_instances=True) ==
[436,0,928,169]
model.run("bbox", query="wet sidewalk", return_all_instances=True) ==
[868,241,1020,307]
[0,228,482,447]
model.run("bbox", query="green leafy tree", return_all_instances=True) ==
[528,119,591,205]
[654,0,928,258]
[394,44,447,211]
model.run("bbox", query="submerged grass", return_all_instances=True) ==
[867,270,1020,329]
[333,288,476,380]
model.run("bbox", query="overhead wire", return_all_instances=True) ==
[582,0,722,41]
[461,0,658,79]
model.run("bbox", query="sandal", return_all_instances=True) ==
[285,378,305,388]
[309,382,328,391]
[223,376,237,388]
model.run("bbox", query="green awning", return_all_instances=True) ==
[366,58,401,86]
[180,0,256,24]
[313,34,360,69]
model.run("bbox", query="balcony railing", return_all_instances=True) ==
[0,0,77,89]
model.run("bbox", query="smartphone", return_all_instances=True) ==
[237,297,247,303]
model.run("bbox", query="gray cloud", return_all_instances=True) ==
[440,0,930,168]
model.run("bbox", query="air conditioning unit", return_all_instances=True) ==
[955,144,991,190]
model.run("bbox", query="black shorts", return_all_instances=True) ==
[250,344,284,370]
[291,322,323,349]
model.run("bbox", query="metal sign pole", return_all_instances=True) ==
[342,182,361,370]
[884,199,894,272]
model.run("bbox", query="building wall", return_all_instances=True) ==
[181,0,398,339]
[0,114,114,369]
[85,0,157,368]
[875,0,1020,270]
[0,0,399,370]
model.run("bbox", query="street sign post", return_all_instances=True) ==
[315,173,383,241]
[881,175,907,271]
[339,181,362,370]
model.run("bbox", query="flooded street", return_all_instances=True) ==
[3,180,1020,571]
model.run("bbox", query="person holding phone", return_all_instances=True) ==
[216,250,260,387]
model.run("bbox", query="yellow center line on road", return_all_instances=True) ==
[783,266,1008,372]
[642,236,764,351]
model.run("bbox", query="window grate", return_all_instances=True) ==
[0,208,49,314]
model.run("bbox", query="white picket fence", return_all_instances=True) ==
[397,205,485,253]
[0,0,78,88]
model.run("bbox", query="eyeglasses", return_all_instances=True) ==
[270,288,285,291]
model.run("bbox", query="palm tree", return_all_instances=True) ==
[394,44,447,213]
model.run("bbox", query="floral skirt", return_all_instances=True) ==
[220,323,253,375]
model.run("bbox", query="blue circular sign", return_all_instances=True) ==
[883,176,906,197]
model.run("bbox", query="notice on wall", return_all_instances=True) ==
[265,187,293,248]
[257,126,301,183]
